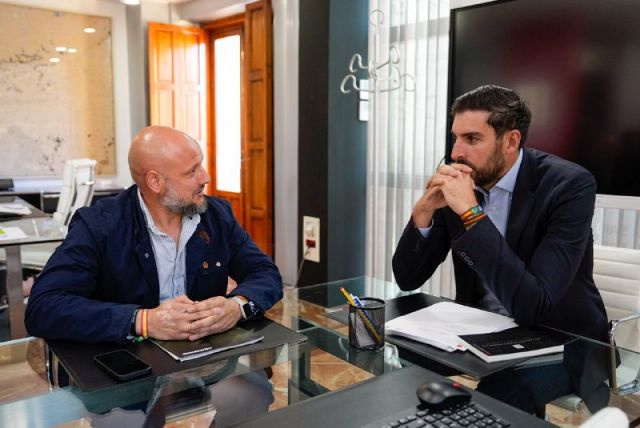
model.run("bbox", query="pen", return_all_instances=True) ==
[340,287,383,344]
[351,294,364,308]
[351,293,382,337]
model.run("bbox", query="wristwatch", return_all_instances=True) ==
[126,309,139,341]
[230,295,259,320]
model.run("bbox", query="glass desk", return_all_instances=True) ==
[1,198,65,338]
[0,276,638,427]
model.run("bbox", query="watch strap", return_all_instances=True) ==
[231,296,249,320]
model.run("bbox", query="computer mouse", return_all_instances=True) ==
[416,381,471,410]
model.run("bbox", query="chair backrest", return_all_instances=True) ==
[53,158,97,226]
[593,244,640,352]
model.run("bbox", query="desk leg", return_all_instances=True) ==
[5,246,27,338]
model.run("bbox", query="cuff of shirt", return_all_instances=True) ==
[416,220,434,239]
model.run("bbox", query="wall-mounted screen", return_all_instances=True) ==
[449,0,640,197]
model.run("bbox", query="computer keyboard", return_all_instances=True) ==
[362,401,510,428]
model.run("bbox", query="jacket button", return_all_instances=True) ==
[460,251,466,257]
[216,261,221,267]
[144,253,149,258]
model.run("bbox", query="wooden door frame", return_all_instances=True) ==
[202,0,274,256]
[204,15,246,223]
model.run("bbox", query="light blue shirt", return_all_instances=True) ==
[475,148,523,238]
[138,190,200,303]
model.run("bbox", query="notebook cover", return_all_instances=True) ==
[459,326,569,363]
[151,328,264,362]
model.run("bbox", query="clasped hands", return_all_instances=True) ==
[143,295,242,341]
[412,163,479,228]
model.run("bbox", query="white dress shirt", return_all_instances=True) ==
[138,190,200,303]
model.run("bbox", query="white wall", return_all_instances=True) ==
[272,0,299,285]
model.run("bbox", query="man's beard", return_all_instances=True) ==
[161,184,207,216]
[455,140,505,188]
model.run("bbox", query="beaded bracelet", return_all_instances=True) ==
[460,205,486,228]
[463,212,487,228]
[460,205,484,220]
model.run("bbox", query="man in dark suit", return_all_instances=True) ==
[25,126,282,344]
[392,85,609,414]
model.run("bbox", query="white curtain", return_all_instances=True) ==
[365,0,453,297]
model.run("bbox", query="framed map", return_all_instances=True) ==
[0,2,115,176]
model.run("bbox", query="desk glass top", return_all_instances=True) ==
[0,276,638,427]
[0,196,65,247]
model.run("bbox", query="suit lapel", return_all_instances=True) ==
[506,149,537,251]
[132,191,160,303]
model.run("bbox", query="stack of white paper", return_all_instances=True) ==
[385,301,518,352]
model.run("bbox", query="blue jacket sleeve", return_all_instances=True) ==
[24,211,138,344]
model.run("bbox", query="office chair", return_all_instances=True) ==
[579,406,629,428]
[20,158,97,270]
[550,244,640,413]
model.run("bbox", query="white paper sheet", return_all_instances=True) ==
[385,301,518,352]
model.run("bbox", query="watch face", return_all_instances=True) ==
[242,301,257,319]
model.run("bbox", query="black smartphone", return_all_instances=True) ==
[94,350,152,382]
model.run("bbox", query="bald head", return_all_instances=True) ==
[129,126,200,188]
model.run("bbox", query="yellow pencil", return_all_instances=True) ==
[340,287,383,344]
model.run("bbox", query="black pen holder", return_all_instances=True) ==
[348,297,385,350]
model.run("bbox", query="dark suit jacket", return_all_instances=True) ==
[393,148,607,341]
[392,149,610,408]
[25,186,283,344]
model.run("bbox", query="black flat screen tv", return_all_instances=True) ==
[448,0,640,197]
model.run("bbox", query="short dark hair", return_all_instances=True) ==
[451,85,532,146]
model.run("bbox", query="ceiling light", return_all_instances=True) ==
[123,0,140,5]
[84,27,96,33]
[67,48,77,54]
[55,46,67,53]
[49,58,60,63]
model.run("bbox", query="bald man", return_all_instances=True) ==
[25,126,282,343]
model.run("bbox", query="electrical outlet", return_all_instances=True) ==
[302,216,320,263]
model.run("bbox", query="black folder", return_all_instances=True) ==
[47,317,307,392]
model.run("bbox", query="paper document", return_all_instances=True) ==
[0,203,31,216]
[385,301,518,352]
[0,226,28,240]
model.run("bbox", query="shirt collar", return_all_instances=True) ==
[495,148,524,193]
[137,189,200,235]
